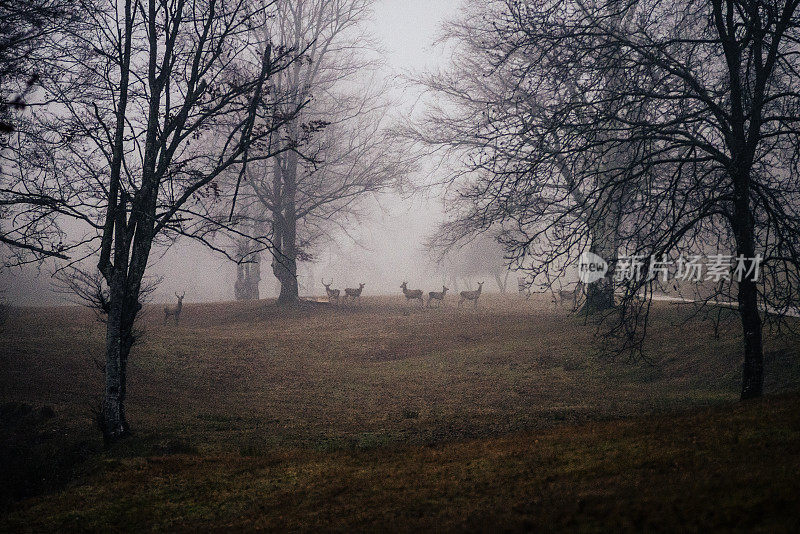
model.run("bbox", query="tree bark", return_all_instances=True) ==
[738,276,763,399]
[272,152,299,305]
[234,237,261,301]
[733,169,763,399]
[102,261,142,442]
[103,280,142,442]
[583,215,617,312]
[103,274,129,441]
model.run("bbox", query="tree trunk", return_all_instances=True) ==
[580,4,630,313]
[272,152,299,305]
[733,169,763,400]
[103,275,128,442]
[247,251,261,300]
[494,270,510,294]
[583,216,617,312]
[102,271,138,442]
[101,166,155,442]
[738,277,763,399]
[234,237,261,301]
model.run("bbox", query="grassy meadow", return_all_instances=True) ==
[1,294,799,531]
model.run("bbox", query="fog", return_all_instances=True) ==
[1,0,465,306]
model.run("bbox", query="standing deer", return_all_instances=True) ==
[458,282,484,308]
[344,283,365,303]
[427,285,449,308]
[322,279,340,304]
[553,281,584,310]
[164,292,185,325]
[400,281,424,306]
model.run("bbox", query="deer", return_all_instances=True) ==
[458,281,484,308]
[400,281,424,306]
[163,292,185,325]
[322,279,340,304]
[427,285,449,308]
[344,283,365,303]
[553,281,584,310]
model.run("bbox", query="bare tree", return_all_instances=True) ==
[0,0,76,140]
[230,0,409,305]
[412,0,800,400]
[54,265,161,322]
[402,0,630,311]
[12,0,302,442]
[427,229,512,293]
[0,0,80,262]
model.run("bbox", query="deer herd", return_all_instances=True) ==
[323,279,366,304]
[320,279,488,309]
[395,280,484,308]
[161,277,582,326]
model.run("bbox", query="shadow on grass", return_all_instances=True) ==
[0,402,98,508]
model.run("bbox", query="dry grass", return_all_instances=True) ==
[1,294,799,530]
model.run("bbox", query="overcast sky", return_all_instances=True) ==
[1,0,464,306]
[374,0,460,70]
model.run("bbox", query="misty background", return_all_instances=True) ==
[1,0,475,306]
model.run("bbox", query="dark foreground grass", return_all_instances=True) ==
[2,394,799,532]
[1,295,799,530]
